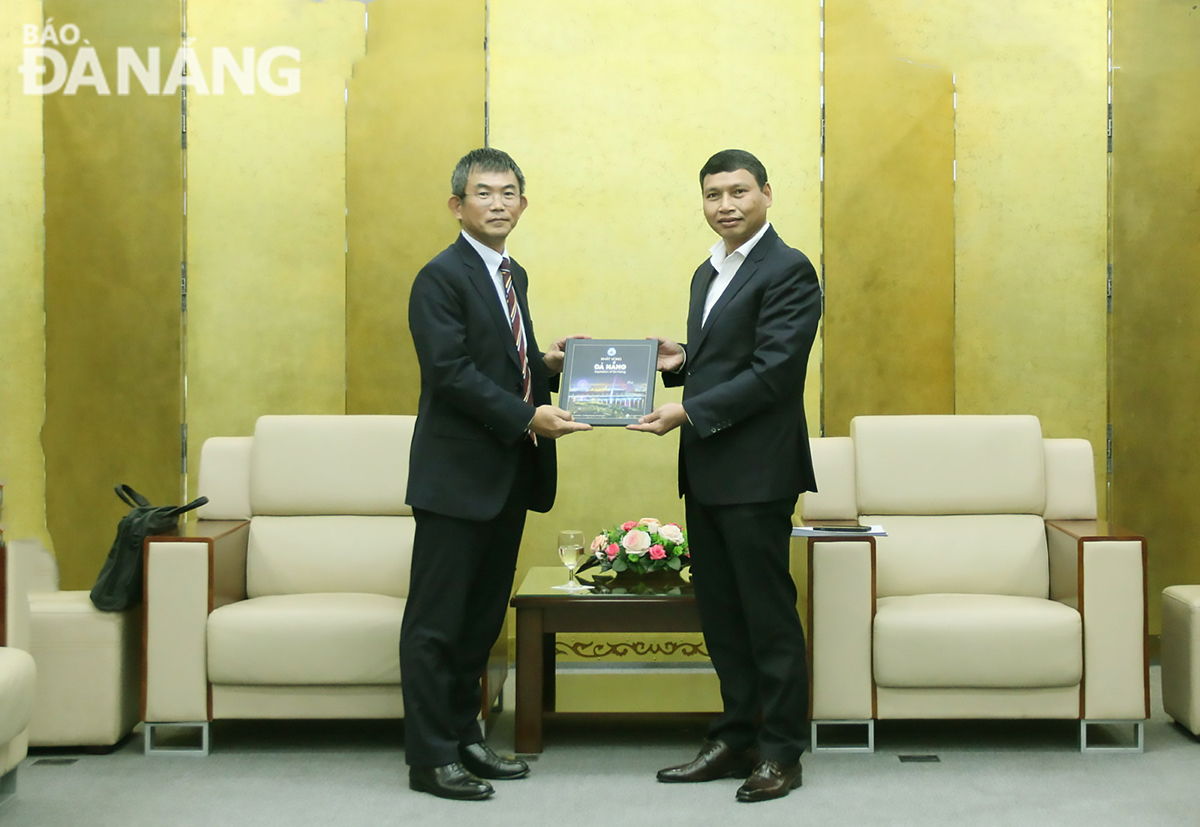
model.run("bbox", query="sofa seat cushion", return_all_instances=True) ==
[207,593,404,685]
[0,647,37,745]
[29,590,133,644]
[874,594,1082,689]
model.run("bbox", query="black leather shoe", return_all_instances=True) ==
[735,759,803,802]
[409,763,494,800]
[459,742,530,780]
[657,741,761,783]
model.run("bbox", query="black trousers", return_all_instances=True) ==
[685,496,810,765]
[399,453,533,767]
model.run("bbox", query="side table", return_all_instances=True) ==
[509,566,703,753]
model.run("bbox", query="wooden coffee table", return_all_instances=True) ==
[509,566,704,753]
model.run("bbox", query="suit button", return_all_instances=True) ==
[686,370,692,377]
[710,427,718,434]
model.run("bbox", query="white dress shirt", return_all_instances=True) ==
[702,221,772,326]
[460,230,514,316]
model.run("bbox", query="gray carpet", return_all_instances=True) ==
[3,666,1196,827]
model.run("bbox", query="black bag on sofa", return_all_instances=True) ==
[89,485,208,612]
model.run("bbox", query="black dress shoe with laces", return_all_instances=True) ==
[409,763,494,800]
[735,759,803,802]
[656,740,761,783]
[459,742,530,780]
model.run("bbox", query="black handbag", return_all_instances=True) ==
[89,485,208,612]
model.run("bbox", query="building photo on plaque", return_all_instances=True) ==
[560,339,657,425]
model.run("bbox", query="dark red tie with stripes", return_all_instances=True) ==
[500,258,532,404]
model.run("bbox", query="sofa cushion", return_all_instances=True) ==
[197,437,253,520]
[250,415,414,516]
[873,594,1082,689]
[1042,438,1098,520]
[866,514,1050,599]
[852,415,1046,516]
[207,593,404,685]
[246,516,412,598]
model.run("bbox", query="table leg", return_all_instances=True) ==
[514,606,544,753]
[542,631,556,712]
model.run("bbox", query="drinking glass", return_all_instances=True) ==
[552,529,591,591]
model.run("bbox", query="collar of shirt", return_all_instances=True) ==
[707,220,771,271]
[702,221,771,325]
[460,230,512,311]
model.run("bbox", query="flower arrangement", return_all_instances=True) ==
[579,517,690,576]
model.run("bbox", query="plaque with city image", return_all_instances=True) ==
[560,339,657,426]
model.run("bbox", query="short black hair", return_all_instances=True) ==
[451,148,526,199]
[699,149,768,189]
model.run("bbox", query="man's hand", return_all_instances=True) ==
[530,405,592,439]
[542,334,591,375]
[626,402,687,436]
[653,337,685,373]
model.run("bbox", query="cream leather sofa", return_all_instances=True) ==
[1,541,39,804]
[144,414,505,754]
[802,415,1148,752]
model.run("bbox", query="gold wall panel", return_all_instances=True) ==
[823,2,955,436]
[489,0,822,599]
[41,0,185,588]
[0,1,49,549]
[185,0,365,484]
[1111,0,1200,633]
[825,0,1109,506]
[346,0,485,416]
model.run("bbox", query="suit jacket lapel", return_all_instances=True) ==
[689,226,778,356]
[456,235,523,371]
[686,264,712,348]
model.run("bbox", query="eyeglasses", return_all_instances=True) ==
[469,190,521,205]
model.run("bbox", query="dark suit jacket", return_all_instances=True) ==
[664,226,822,505]
[406,234,556,521]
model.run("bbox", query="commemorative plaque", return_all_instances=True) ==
[560,339,658,426]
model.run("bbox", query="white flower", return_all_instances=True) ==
[659,523,685,545]
[622,529,651,554]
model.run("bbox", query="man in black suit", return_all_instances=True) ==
[401,148,591,800]
[630,149,821,802]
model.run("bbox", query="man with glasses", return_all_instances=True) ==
[402,148,590,800]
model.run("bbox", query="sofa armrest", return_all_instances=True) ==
[143,520,249,723]
[1046,520,1149,719]
[808,537,875,720]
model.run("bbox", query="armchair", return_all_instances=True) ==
[803,415,1148,752]
[143,414,507,754]
[1,539,39,803]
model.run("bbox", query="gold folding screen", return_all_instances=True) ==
[41,0,184,588]
[0,0,48,549]
[346,0,485,416]
[11,0,1189,634]
[183,0,363,473]
[1111,0,1200,631]
[823,3,955,435]
[823,0,1109,509]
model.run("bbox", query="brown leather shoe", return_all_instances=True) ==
[735,759,803,802]
[657,741,761,783]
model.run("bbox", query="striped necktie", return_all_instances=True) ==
[500,258,533,404]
